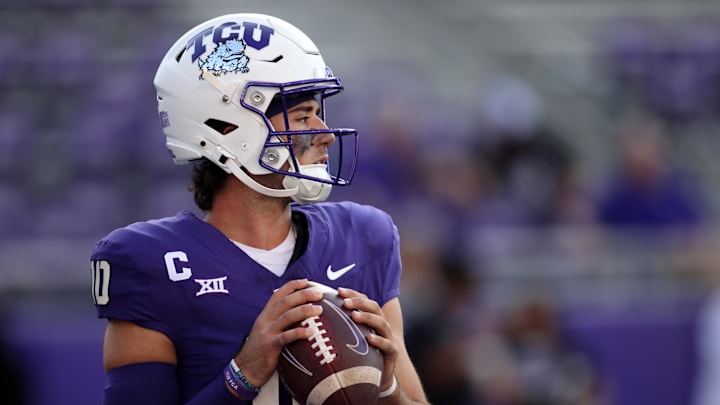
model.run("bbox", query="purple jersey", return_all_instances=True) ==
[91,201,401,402]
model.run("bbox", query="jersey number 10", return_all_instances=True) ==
[91,260,111,306]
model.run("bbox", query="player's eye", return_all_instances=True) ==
[296,115,311,124]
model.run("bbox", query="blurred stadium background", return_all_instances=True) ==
[3,0,720,404]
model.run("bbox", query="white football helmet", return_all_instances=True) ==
[154,13,358,203]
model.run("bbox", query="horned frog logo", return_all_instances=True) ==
[198,38,250,77]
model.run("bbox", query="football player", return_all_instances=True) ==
[91,13,429,405]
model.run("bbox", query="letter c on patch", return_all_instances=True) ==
[165,251,192,281]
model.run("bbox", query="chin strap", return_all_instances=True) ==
[282,164,333,204]
[226,159,299,198]
[228,160,333,203]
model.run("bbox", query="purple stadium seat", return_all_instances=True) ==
[0,110,34,172]
[686,24,720,76]
[642,25,720,120]
[0,36,22,86]
[604,21,660,82]
[35,31,100,87]
[34,180,128,238]
[64,108,132,170]
[108,0,171,8]
[138,179,200,220]
[28,0,91,9]
[0,185,31,238]
[62,68,153,170]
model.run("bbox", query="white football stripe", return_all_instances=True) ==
[306,366,382,405]
[253,372,280,405]
[249,371,302,405]
[306,281,337,294]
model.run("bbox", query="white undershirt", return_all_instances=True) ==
[231,228,296,277]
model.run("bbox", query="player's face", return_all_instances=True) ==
[268,100,335,166]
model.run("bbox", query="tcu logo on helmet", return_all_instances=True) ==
[198,38,250,76]
[185,21,275,63]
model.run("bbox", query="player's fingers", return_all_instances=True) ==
[369,333,399,390]
[367,331,398,354]
[351,309,391,339]
[281,287,324,310]
[271,302,323,345]
[338,288,381,315]
[345,298,383,321]
[265,280,323,318]
[337,286,368,300]
[273,327,312,349]
[367,329,399,369]
[268,279,311,303]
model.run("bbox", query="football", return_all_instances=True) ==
[277,281,383,405]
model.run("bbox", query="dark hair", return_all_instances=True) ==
[190,158,229,211]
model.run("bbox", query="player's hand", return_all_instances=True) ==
[337,287,399,391]
[234,279,323,387]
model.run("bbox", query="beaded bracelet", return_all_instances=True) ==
[229,359,261,394]
[224,359,260,400]
[224,365,257,400]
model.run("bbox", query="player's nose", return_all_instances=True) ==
[310,118,336,149]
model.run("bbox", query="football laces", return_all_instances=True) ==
[303,316,337,365]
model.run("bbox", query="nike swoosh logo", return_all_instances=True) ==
[326,263,356,280]
[324,298,369,355]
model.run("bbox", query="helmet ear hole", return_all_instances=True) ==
[204,119,237,135]
[174,47,186,63]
